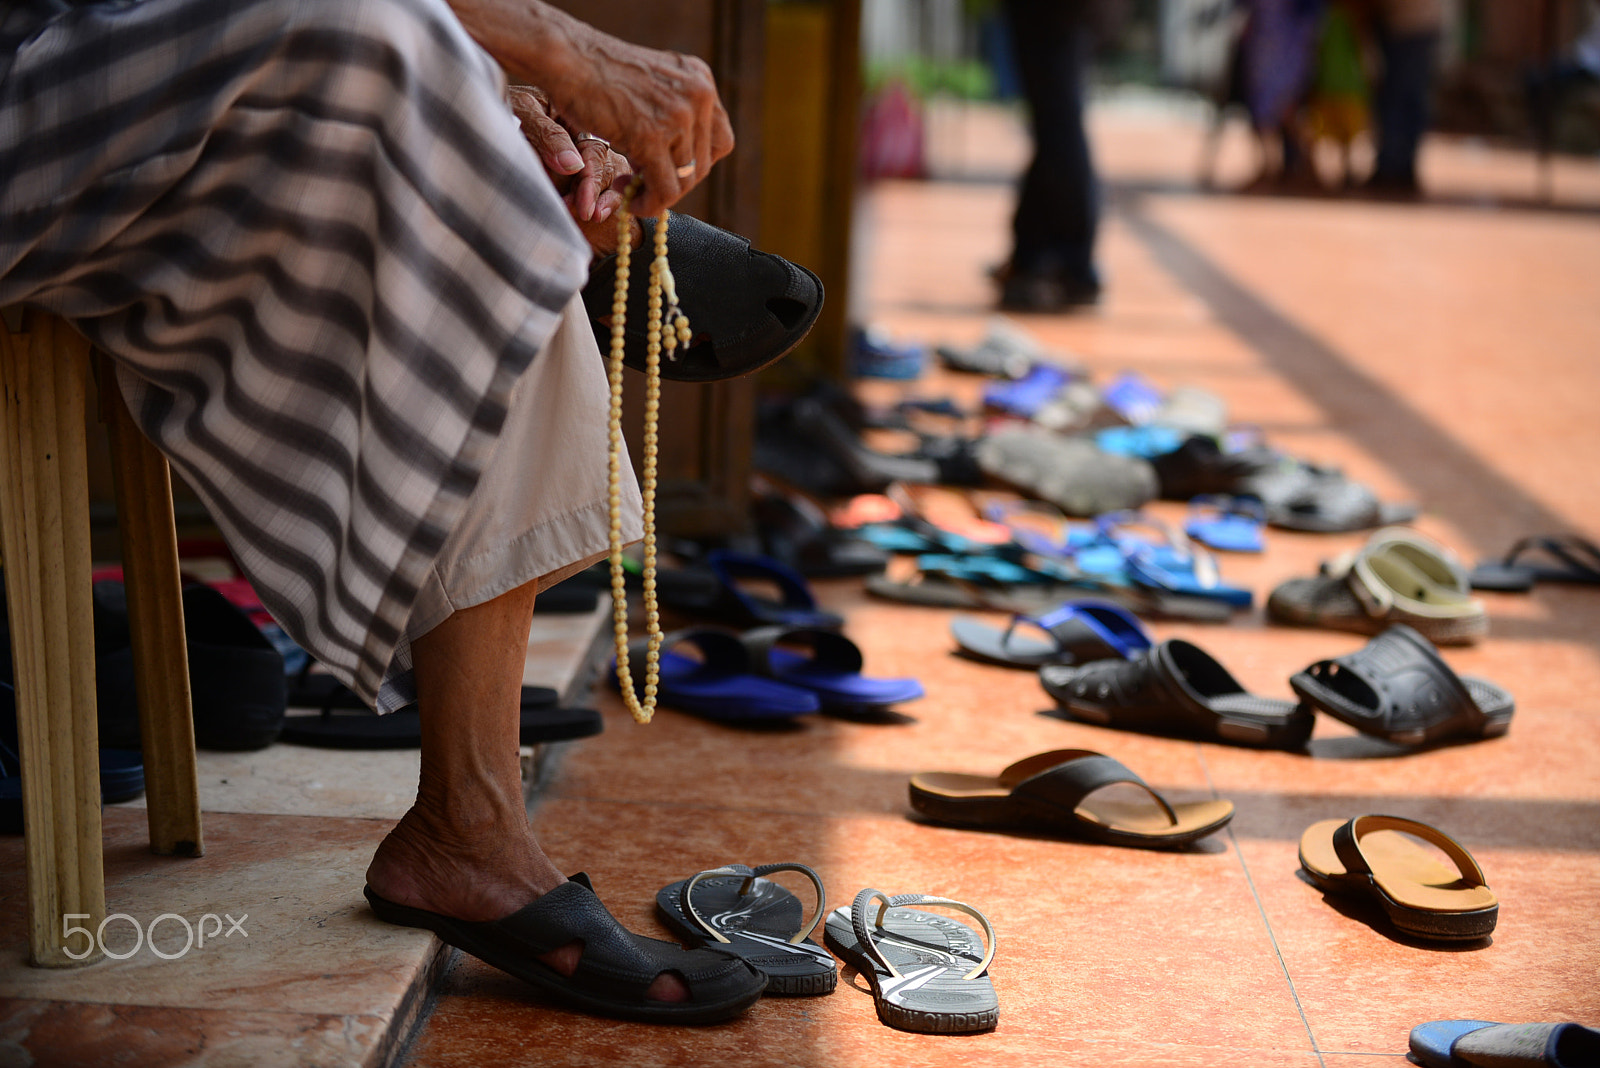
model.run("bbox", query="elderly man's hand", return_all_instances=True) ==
[449,0,734,218]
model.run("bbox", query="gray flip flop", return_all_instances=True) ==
[823,888,998,1035]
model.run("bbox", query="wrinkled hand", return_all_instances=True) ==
[506,85,630,228]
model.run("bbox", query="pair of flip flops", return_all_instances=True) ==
[950,600,1151,669]
[1268,526,1489,645]
[1411,1020,1600,1068]
[616,626,923,720]
[1041,624,1513,750]
[1299,814,1498,942]
[656,863,998,1034]
[910,748,1235,849]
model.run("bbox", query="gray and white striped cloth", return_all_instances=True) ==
[1,0,597,710]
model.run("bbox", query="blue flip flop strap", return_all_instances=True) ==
[706,550,817,612]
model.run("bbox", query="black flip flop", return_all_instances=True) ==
[582,213,823,382]
[281,686,587,749]
[655,862,837,996]
[1040,640,1314,750]
[365,874,765,1024]
[1289,624,1514,746]
[910,748,1234,849]
[1470,534,1600,592]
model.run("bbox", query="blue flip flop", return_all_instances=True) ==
[982,362,1074,418]
[1094,511,1252,608]
[1184,495,1266,553]
[950,599,1152,669]
[1410,1019,1600,1068]
[615,628,820,720]
[741,626,923,710]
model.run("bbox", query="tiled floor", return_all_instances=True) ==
[3,97,1598,1068]
[401,103,1600,1066]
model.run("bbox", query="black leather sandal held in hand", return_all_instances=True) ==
[582,213,823,382]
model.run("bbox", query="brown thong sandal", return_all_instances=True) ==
[909,748,1234,849]
[1298,815,1498,942]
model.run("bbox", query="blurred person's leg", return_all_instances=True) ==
[1370,26,1439,192]
[1001,0,1100,311]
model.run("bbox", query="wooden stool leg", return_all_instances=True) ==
[0,309,106,966]
[97,354,202,858]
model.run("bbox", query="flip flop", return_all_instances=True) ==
[740,626,924,710]
[1268,527,1489,646]
[1410,1020,1600,1068]
[1040,640,1314,750]
[659,550,844,630]
[1183,495,1266,553]
[864,568,1064,613]
[281,687,596,749]
[1096,512,1252,608]
[655,863,837,996]
[909,748,1234,848]
[1470,534,1600,592]
[1289,624,1514,746]
[582,212,823,382]
[615,628,820,721]
[823,888,999,1035]
[1298,815,1498,941]
[365,874,766,1024]
[949,600,1151,670]
[982,362,1074,418]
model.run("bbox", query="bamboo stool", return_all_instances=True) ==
[0,306,202,967]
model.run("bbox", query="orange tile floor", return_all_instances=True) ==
[400,103,1600,1066]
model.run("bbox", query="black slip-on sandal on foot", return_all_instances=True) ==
[655,863,837,996]
[365,874,765,1024]
[583,213,823,382]
[909,748,1234,848]
[1040,640,1314,750]
[1289,624,1513,747]
[823,888,998,1035]
[1298,815,1498,941]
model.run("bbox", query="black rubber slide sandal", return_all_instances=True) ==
[365,874,766,1024]
[583,213,823,382]
[823,888,999,1035]
[282,686,590,749]
[1040,639,1314,750]
[655,862,837,996]
[1289,624,1513,747]
[909,748,1234,849]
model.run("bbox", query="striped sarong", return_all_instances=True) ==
[0,0,604,710]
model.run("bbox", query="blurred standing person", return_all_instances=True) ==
[1239,0,1327,190]
[1363,0,1445,196]
[996,0,1103,312]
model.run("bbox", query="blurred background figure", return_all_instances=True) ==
[1238,0,1327,191]
[1361,0,1446,196]
[995,0,1104,313]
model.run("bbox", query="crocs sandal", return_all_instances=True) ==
[615,628,820,721]
[1184,495,1266,553]
[909,748,1234,848]
[1289,624,1514,746]
[1267,527,1489,645]
[739,626,923,710]
[660,550,844,630]
[823,888,999,1035]
[1470,534,1600,592]
[582,212,823,382]
[655,863,837,996]
[366,874,766,1023]
[1410,1020,1600,1068]
[1040,640,1314,750]
[1298,815,1499,941]
[949,600,1150,670]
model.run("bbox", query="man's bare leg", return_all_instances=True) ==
[364,578,685,1000]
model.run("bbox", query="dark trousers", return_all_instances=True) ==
[1372,28,1439,183]
[1004,0,1098,284]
